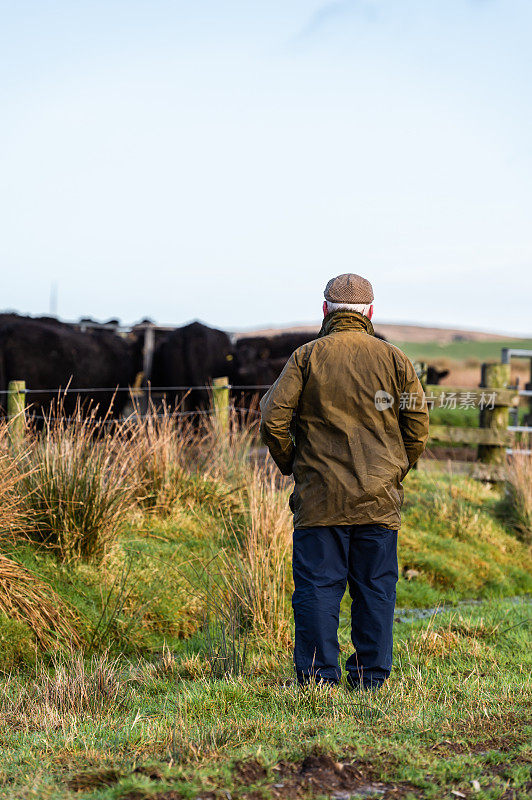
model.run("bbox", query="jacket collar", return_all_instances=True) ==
[318,309,375,338]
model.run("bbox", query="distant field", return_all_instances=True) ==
[236,321,532,366]
[389,338,532,363]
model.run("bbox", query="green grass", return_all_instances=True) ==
[388,337,532,431]
[0,501,225,662]
[0,465,530,798]
[398,470,532,607]
[392,338,532,363]
[428,405,529,431]
[2,470,530,668]
[0,597,530,799]
[429,406,479,428]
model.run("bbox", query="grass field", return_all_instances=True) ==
[0,596,530,800]
[392,336,532,428]
[0,413,530,799]
[393,339,532,364]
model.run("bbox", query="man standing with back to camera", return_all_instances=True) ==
[260,274,429,690]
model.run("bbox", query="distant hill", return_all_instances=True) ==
[234,322,525,344]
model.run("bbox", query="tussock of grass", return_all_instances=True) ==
[201,462,293,648]
[503,447,532,543]
[129,400,257,518]
[0,422,32,539]
[200,400,259,486]
[19,404,137,562]
[0,554,82,652]
[129,401,201,514]
[241,463,293,644]
[0,650,129,732]
[168,463,292,678]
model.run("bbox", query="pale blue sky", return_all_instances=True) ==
[1,0,531,334]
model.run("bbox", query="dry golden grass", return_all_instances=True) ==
[236,461,293,645]
[188,459,293,654]
[199,399,260,484]
[0,554,82,649]
[126,401,200,513]
[0,650,128,732]
[127,400,259,515]
[0,422,33,539]
[3,396,259,562]
[18,403,138,562]
[505,447,532,542]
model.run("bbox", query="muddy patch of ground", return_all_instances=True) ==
[67,742,531,800]
[69,755,417,799]
[234,758,268,784]
[235,753,419,799]
[429,733,529,756]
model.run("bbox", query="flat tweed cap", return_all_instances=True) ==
[324,273,374,304]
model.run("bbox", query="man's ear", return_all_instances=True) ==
[323,301,328,317]
[368,304,374,320]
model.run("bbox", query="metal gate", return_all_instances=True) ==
[502,348,532,455]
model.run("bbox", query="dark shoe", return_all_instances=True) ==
[296,667,340,687]
[346,673,385,692]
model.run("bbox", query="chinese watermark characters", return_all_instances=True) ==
[375,391,496,411]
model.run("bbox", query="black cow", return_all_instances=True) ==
[0,314,137,418]
[150,321,235,412]
[234,332,316,389]
[426,366,450,385]
[233,329,389,394]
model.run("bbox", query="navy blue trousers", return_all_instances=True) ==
[292,525,398,688]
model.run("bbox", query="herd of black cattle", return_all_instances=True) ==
[0,313,449,417]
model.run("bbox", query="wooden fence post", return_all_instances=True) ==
[7,380,26,448]
[212,376,229,435]
[477,363,511,472]
[414,361,428,389]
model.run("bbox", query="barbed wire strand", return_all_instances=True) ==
[0,384,271,395]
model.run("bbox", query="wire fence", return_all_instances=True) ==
[0,384,271,395]
[0,380,266,428]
